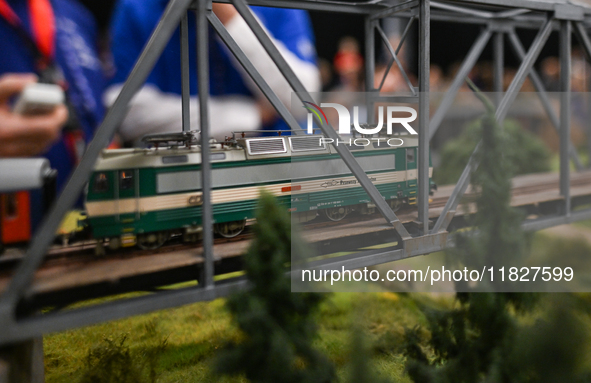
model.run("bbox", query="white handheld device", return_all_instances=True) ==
[12,83,65,116]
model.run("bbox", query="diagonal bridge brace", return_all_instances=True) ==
[573,22,591,70]
[375,24,416,95]
[230,0,412,240]
[207,13,304,134]
[507,30,583,171]
[431,17,554,234]
[429,27,493,140]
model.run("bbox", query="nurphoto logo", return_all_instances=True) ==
[304,101,418,147]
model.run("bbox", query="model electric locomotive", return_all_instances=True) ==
[85,134,434,250]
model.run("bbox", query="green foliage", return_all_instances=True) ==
[78,334,167,383]
[403,84,590,383]
[451,90,527,278]
[435,118,551,185]
[508,296,590,383]
[215,192,335,383]
[345,328,393,383]
[405,294,590,383]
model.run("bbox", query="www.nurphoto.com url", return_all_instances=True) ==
[301,266,574,286]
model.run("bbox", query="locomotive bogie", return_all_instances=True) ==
[292,211,318,224]
[183,225,202,243]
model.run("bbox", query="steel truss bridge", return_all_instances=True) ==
[2,0,591,380]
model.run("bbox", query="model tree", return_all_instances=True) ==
[215,192,335,383]
[402,81,589,383]
[435,113,550,185]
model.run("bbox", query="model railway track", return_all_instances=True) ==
[0,210,393,275]
[430,173,591,209]
[0,230,254,273]
[2,171,590,272]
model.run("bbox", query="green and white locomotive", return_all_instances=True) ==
[85,134,434,250]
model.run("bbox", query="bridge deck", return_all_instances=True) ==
[2,170,590,308]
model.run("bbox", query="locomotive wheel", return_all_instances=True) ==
[108,236,121,251]
[388,198,403,212]
[137,231,168,250]
[215,220,246,238]
[324,207,348,222]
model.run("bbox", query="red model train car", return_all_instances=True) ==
[0,159,56,251]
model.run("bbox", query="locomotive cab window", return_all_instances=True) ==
[120,170,134,190]
[93,173,109,193]
[406,148,415,163]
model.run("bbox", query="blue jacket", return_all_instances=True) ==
[0,0,105,191]
[110,0,316,131]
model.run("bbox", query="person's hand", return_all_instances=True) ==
[0,73,68,157]
[212,4,238,25]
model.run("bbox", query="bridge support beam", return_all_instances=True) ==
[180,13,191,132]
[572,22,591,169]
[0,338,43,383]
[418,0,430,234]
[493,31,504,105]
[197,0,215,288]
[560,20,572,215]
[364,16,377,126]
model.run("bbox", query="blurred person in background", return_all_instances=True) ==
[572,47,590,93]
[0,0,105,191]
[332,36,364,92]
[429,64,445,92]
[318,58,336,92]
[107,1,320,144]
[541,56,560,92]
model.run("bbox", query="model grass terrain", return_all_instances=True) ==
[43,234,591,382]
